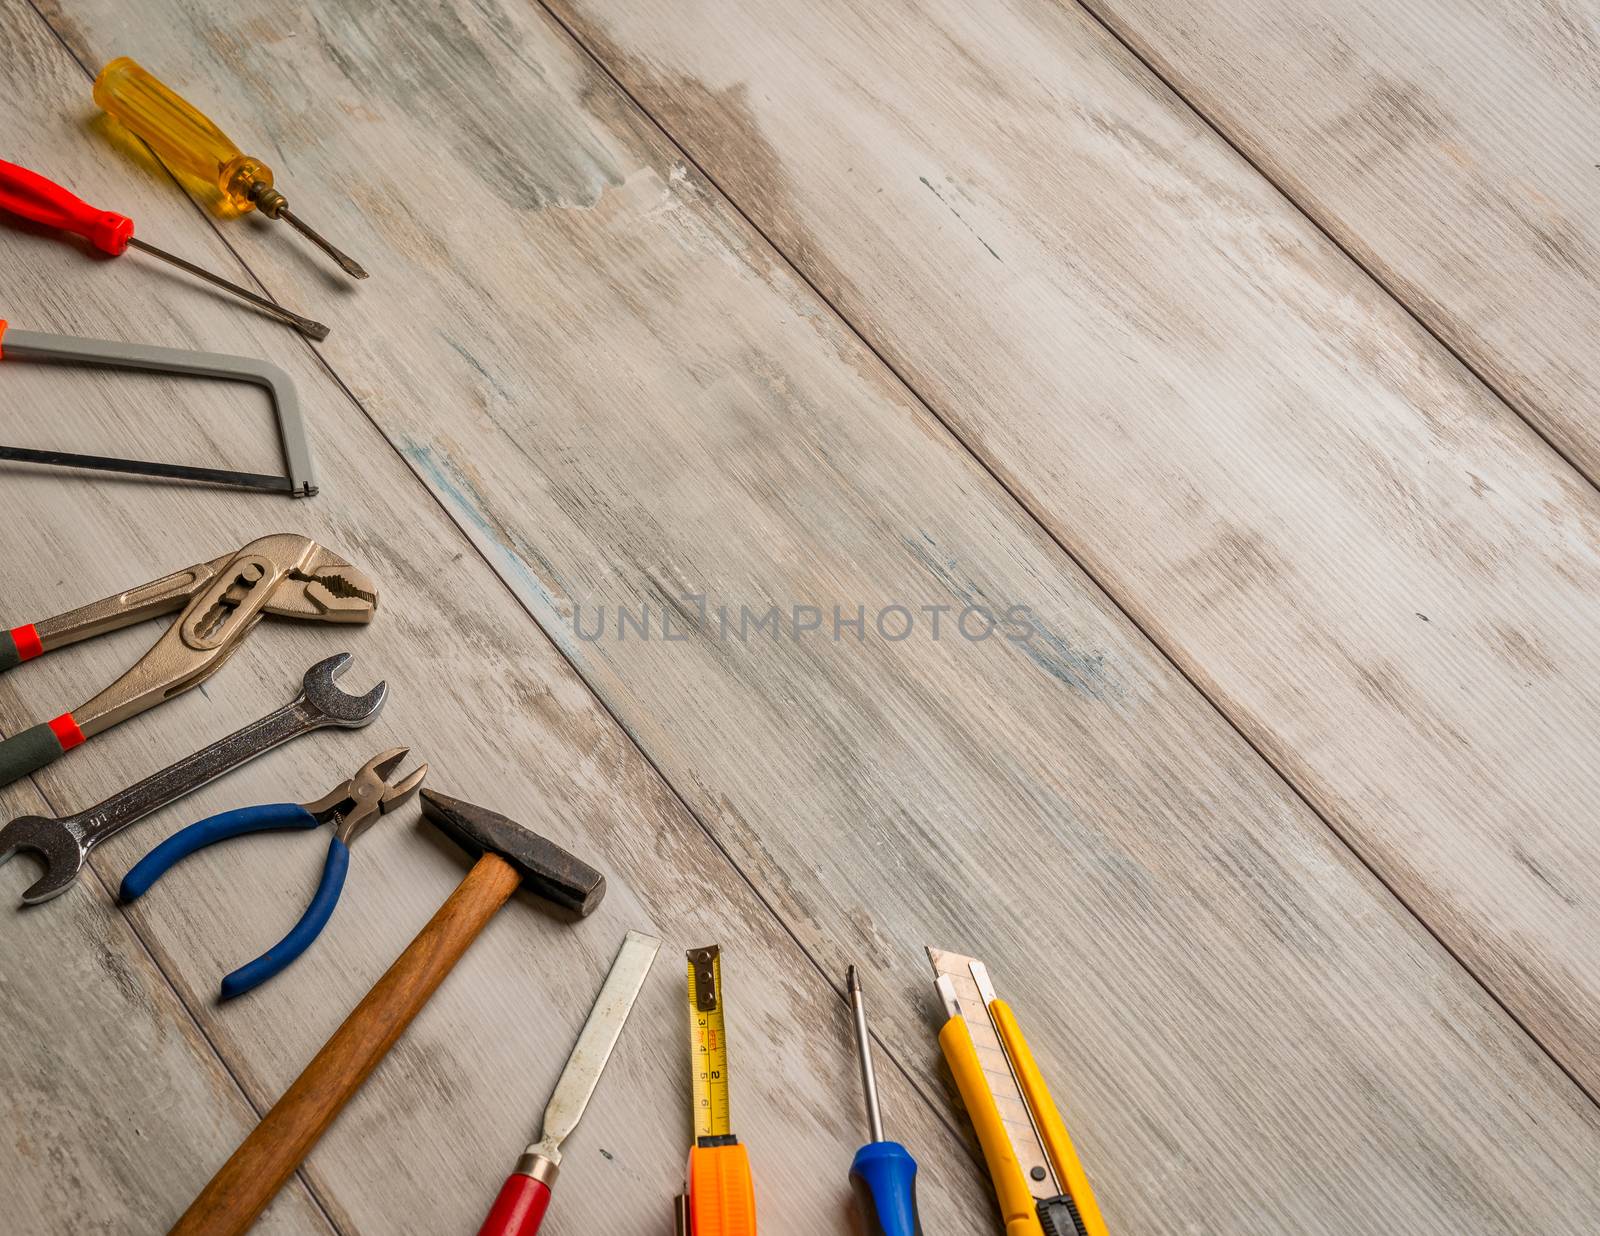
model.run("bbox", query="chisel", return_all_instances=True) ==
[478,930,662,1236]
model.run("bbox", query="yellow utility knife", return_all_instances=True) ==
[927,948,1108,1236]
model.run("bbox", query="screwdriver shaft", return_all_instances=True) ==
[127,236,330,339]
[278,208,369,280]
[845,965,923,1236]
[848,965,885,1142]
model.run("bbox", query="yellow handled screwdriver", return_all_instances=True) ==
[93,57,369,281]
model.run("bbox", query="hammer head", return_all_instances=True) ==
[419,789,605,916]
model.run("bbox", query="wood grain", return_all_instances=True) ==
[542,0,1600,1096]
[22,0,1600,1232]
[1073,0,1600,482]
[0,784,333,1236]
[172,854,520,1236]
[0,7,996,1235]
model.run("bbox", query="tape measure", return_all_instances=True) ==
[688,946,733,1139]
[679,946,757,1236]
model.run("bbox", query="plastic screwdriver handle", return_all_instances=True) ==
[850,1141,923,1236]
[0,159,133,254]
[0,160,329,338]
[94,57,271,213]
[93,56,370,280]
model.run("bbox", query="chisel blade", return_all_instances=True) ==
[533,930,662,1163]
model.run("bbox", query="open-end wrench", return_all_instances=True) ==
[0,653,386,904]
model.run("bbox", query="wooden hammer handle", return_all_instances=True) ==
[170,853,523,1236]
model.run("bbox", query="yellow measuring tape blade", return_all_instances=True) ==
[686,946,733,1140]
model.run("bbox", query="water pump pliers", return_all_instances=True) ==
[0,533,377,788]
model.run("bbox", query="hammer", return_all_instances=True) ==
[169,789,606,1236]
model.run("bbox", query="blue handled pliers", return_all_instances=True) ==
[119,747,427,999]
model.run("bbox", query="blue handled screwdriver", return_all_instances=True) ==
[846,965,924,1236]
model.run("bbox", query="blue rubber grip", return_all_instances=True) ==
[119,802,319,901]
[220,835,349,1000]
[850,1141,923,1236]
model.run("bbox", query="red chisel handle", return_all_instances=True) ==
[0,159,133,255]
[477,1157,555,1236]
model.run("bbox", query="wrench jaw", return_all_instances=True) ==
[0,815,87,904]
[0,655,390,905]
[298,653,388,728]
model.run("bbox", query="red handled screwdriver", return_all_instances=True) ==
[0,158,328,339]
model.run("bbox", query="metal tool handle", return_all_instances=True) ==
[0,558,219,668]
[1,328,316,497]
[63,698,321,857]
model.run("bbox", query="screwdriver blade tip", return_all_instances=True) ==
[847,964,860,994]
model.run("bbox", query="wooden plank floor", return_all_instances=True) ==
[1,1,1597,1233]
[543,0,1600,1093]
[1074,0,1600,482]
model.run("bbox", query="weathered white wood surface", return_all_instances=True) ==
[1075,0,1600,483]
[0,782,333,1235]
[2,20,323,1235]
[543,0,1600,1095]
[0,7,995,1235]
[15,0,1600,1232]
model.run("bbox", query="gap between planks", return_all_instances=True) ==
[21,1,1596,1223]
[14,0,991,1202]
[1062,0,1598,491]
[529,0,1600,1121]
[9,8,364,1230]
